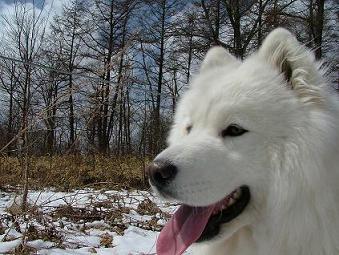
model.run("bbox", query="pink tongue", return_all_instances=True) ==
[156,204,215,255]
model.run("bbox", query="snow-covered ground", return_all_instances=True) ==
[0,188,191,254]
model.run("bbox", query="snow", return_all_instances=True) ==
[113,226,157,254]
[0,238,22,253]
[27,240,55,249]
[0,188,192,254]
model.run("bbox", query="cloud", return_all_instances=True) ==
[44,0,68,17]
[0,0,70,24]
[0,0,71,46]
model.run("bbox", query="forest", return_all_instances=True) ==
[0,0,337,158]
[0,1,338,254]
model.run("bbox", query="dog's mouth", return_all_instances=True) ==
[156,186,250,255]
[197,186,250,242]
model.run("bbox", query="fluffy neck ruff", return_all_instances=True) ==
[264,109,339,255]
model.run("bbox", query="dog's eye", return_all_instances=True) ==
[186,125,192,134]
[221,124,248,137]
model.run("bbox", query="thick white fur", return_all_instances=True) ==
[154,28,339,254]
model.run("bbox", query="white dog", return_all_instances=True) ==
[147,28,339,255]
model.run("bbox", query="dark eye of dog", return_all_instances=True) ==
[186,125,192,134]
[221,124,248,137]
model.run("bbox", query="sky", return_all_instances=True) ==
[0,0,48,9]
[0,0,69,16]
[0,0,71,40]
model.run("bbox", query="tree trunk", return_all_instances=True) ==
[106,12,129,152]
[313,0,325,59]
[153,0,166,154]
[68,24,76,149]
[257,0,264,47]
[21,62,31,212]
[7,63,15,155]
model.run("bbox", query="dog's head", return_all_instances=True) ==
[147,28,326,254]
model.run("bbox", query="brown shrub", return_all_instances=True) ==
[0,155,150,191]
[136,198,162,215]
[100,232,113,248]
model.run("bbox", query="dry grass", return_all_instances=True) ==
[100,232,114,248]
[0,155,149,191]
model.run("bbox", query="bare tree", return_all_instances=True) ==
[0,59,20,155]
[83,0,137,153]
[50,0,89,151]
[308,0,325,59]
[1,0,48,210]
[137,0,186,154]
[0,0,336,161]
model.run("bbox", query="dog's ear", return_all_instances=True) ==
[258,28,324,105]
[201,46,239,72]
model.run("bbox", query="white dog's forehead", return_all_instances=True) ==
[177,59,300,134]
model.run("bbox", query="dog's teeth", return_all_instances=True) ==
[229,198,235,205]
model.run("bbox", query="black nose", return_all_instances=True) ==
[146,161,178,187]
